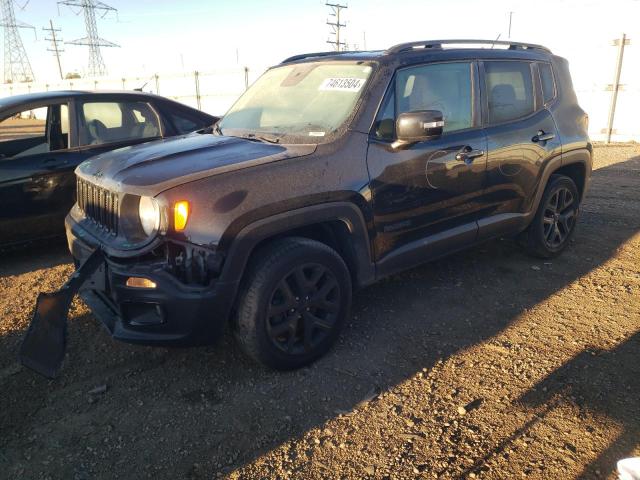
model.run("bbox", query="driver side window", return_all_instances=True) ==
[0,104,69,158]
[374,62,473,140]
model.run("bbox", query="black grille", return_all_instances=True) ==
[76,177,119,235]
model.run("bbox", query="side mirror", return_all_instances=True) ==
[393,110,444,149]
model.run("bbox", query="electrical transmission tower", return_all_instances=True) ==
[58,0,119,77]
[43,19,64,80]
[1,0,35,83]
[326,2,347,52]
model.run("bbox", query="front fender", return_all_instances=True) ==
[217,201,375,288]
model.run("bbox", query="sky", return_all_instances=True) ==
[6,0,640,89]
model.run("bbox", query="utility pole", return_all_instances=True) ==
[43,19,64,80]
[605,33,630,144]
[0,0,36,83]
[508,11,513,39]
[58,0,119,78]
[326,2,347,52]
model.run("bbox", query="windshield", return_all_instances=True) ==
[218,62,373,141]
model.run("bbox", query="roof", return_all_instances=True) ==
[281,39,553,65]
[0,90,163,111]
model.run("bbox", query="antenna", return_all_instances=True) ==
[491,33,501,49]
[58,0,119,77]
[0,0,36,83]
[43,19,64,80]
[326,2,347,52]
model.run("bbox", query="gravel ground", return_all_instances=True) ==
[0,144,638,480]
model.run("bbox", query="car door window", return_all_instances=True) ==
[79,101,161,146]
[169,112,202,134]
[0,104,69,158]
[485,61,535,124]
[395,62,473,133]
[538,62,556,105]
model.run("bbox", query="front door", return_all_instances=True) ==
[0,103,76,245]
[366,61,488,276]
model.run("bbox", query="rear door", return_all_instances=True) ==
[367,61,488,275]
[0,102,75,245]
[479,60,561,238]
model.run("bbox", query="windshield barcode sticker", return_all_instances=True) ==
[319,78,365,92]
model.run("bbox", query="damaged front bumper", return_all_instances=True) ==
[66,217,237,347]
[19,215,238,378]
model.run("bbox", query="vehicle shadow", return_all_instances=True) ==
[517,332,640,479]
[0,237,70,279]
[0,156,638,479]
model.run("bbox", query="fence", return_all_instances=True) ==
[0,67,259,118]
[0,43,638,142]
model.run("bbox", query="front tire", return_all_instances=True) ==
[522,174,580,258]
[234,237,352,370]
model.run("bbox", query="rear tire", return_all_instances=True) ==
[233,237,352,370]
[521,174,580,258]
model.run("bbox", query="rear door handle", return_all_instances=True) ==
[532,130,555,143]
[455,147,485,163]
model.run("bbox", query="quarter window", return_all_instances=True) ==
[485,61,534,124]
[396,62,473,133]
[79,101,161,146]
[169,112,202,134]
[539,62,556,104]
[373,91,395,140]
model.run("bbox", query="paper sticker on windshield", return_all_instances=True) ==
[308,131,325,137]
[319,78,365,92]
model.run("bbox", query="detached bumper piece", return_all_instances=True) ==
[19,249,104,378]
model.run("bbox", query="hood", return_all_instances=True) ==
[76,133,316,196]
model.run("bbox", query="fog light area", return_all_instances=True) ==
[125,277,157,289]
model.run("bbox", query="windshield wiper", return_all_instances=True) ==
[241,133,281,144]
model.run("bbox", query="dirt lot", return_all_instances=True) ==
[0,144,638,480]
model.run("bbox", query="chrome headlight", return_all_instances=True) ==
[138,196,160,236]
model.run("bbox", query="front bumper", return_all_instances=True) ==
[66,216,237,347]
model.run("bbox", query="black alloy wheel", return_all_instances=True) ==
[266,263,341,355]
[234,237,352,370]
[542,186,577,249]
[521,174,580,258]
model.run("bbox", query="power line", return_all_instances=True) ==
[43,19,64,80]
[0,0,35,83]
[326,2,347,52]
[58,0,119,77]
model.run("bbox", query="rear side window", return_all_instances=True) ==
[79,101,161,146]
[539,63,556,104]
[485,61,534,124]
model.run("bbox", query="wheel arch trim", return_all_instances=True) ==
[218,202,375,289]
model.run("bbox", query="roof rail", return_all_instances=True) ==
[386,39,551,54]
[281,51,356,64]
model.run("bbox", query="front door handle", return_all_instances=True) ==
[455,147,485,164]
[532,130,555,143]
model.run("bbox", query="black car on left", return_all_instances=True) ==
[0,90,217,247]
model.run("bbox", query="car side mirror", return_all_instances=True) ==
[393,110,444,149]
